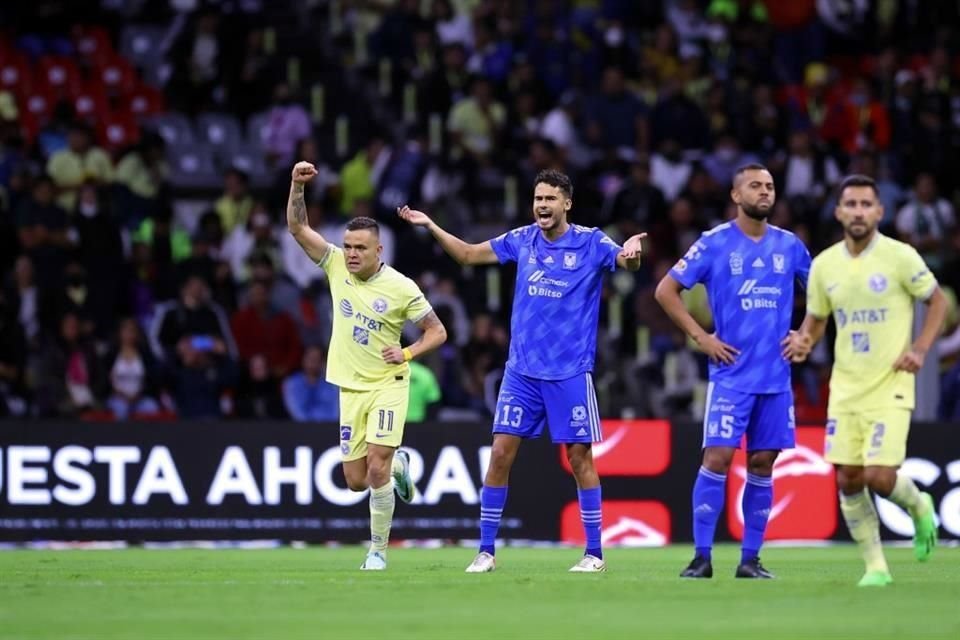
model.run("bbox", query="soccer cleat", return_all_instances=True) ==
[735,558,775,579]
[392,449,416,504]
[679,555,713,579]
[465,551,496,573]
[857,570,893,587]
[360,551,387,571]
[569,554,606,573]
[912,492,937,562]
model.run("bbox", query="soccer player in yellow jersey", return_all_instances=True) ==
[785,175,947,587]
[286,161,448,570]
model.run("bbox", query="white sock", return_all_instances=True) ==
[369,482,395,554]
[840,491,888,574]
[886,473,927,519]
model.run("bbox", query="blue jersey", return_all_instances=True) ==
[669,222,811,394]
[490,223,622,380]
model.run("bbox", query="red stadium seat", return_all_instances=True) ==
[38,55,83,98]
[125,83,165,117]
[73,86,109,121]
[0,53,33,97]
[19,85,54,124]
[96,54,137,96]
[97,110,140,151]
[72,25,114,63]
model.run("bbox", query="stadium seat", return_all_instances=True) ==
[72,86,109,121]
[96,54,138,96]
[120,25,166,69]
[72,25,114,66]
[20,87,54,124]
[167,142,221,189]
[126,83,165,118]
[246,110,271,149]
[38,55,83,99]
[196,112,243,152]
[228,143,270,187]
[144,112,195,146]
[0,53,33,96]
[98,111,140,152]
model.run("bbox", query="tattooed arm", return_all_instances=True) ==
[381,310,448,365]
[287,161,330,262]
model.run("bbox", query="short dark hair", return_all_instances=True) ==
[835,174,879,201]
[534,169,573,199]
[346,216,379,235]
[733,163,770,182]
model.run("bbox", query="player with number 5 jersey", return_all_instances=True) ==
[286,161,448,571]
[656,164,812,580]
[398,169,646,573]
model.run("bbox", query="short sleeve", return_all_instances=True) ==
[489,227,525,264]
[594,229,622,272]
[806,257,831,318]
[670,236,711,289]
[318,244,346,280]
[899,244,938,301]
[404,281,433,323]
[793,237,812,289]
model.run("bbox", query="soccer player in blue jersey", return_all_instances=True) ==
[398,169,645,573]
[655,164,812,579]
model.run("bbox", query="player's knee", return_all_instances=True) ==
[864,467,896,497]
[565,448,594,477]
[366,461,391,488]
[343,470,368,492]
[701,449,732,474]
[836,466,864,494]
[746,451,778,476]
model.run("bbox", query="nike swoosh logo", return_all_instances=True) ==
[374,433,390,438]
[591,427,627,458]
[826,284,838,292]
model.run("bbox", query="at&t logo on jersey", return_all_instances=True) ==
[835,307,888,327]
[339,299,354,317]
[737,279,781,310]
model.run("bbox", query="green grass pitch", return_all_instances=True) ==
[1,545,957,639]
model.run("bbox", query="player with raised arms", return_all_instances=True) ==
[398,169,645,572]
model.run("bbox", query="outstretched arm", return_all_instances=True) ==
[397,205,499,266]
[892,285,947,373]
[287,161,330,263]
[655,274,739,365]
[382,310,448,364]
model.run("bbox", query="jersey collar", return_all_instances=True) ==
[356,262,387,283]
[842,231,881,259]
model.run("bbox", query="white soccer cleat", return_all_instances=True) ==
[360,551,387,571]
[392,449,417,504]
[569,554,606,573]
[465,551,496,573]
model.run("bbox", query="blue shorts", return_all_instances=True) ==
[702,383,795,451]
[493,369,602,443]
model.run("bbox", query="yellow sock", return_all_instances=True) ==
[840,491,888,574]
[369,482,395,554]
[887,473,927,518]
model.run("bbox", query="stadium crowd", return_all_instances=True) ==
[1,0,960,422]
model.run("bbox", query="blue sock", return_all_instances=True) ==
[692,466,727,561]
[578,486,603,559]
[741,472,774,564]
[479,485,507,555]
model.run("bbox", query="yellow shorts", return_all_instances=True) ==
[824,409,911,467]
[338,386,409,462]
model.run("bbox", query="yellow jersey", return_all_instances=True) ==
[807,233,938,412]
[318,246,432,391]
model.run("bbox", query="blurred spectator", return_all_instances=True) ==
[650,138,693,201]
[228,28,276,120]
[338,135,389,216]
[896,173,955,273]
[541,90,588,168]
[702,132,759,187]
[608,156,667,238]
[16,175,73,290]
[282,345,338,422]
[260,83,312,169]
[774,129,840,223]
[447,76,506,164]
[584,66,647,151]
[73,183,126,338]
[221,203,281,283]
[105,318,160,420]
[151,276,237,419]
[235,353,286,419]
[33,312,105,417]
[408,360,441,422]
[113,132,169,228]
[46,122,113,211]
[168,7,224,114]
[0,289,28,417]
[432,0,472,47]
[418,42,469,117]
[230,278,302,379]
[8,255,41,346]
[648,77,710,151]
[214,168,254,234]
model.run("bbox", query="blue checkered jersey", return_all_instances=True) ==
[490,224,622,380]
[669,222,812,393]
